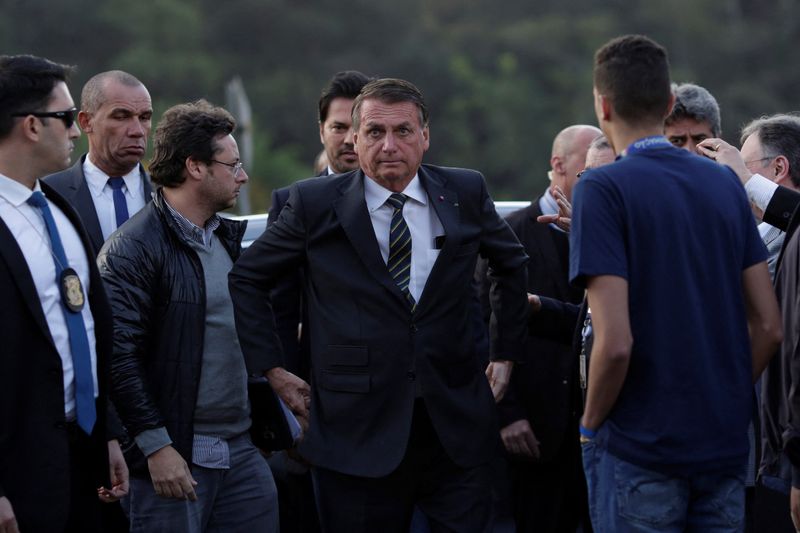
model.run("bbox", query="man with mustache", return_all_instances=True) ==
[45,70,154,254]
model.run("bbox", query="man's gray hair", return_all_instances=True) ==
[741,113,800,188]
[81,70,145,114]
[666,83,721,137]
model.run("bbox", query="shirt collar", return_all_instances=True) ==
[162,196,221,247]
[364,173,426,213]
[83,155,142,199]
[0,173,42,207]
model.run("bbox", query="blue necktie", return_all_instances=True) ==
[386,193,416,311]
[27,191,96,435]
[107,177,129,228]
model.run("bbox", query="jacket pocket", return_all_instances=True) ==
[327,345,369,366]
[319,371,370,393]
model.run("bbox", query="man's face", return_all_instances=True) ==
[559,130,600,201]
[665,117,714,153]
[354,99,429,192]
[319,97,358,174]
[203,134,248,212]
[36,81,81,176]
[80,80,152,176]
[740,133,778,181]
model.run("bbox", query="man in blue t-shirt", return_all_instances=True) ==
[571,34,782,532]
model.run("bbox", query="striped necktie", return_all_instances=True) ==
[386,193,416,311]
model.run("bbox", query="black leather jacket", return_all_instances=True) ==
[97,189,246,476]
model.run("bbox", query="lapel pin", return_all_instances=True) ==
[438,195,444,201]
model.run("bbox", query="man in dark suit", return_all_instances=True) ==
[267,69,371,381]
[0,54,126,533]
[266,71,370,533]
[45,70,153,254]
[230,78,529,532]
[484,124,599,532]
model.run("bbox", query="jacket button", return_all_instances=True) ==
[407,371,416,381]
[410,324,418,333]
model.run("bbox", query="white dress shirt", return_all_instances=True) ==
[84,156,146,240]
[0,174,98,418]
[364,174,444,303]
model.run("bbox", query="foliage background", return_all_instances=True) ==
[2,0,797,212]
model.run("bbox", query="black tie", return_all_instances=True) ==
[386,193,416,311]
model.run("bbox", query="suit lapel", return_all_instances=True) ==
[332,171,409,308]
[416,166,460,313]
[63,157,104,253]
[0,215,56,347]
[529,200,574,301]
[141,163,154,200]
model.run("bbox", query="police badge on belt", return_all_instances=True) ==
[60,268,85,313]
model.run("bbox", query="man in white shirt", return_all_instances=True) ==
[0,54,127,533]
[45,70,153,253]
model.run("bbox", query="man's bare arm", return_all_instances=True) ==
[741,261,782,381]
[580,275,633,431]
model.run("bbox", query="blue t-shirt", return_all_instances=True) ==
[570,140,767,474]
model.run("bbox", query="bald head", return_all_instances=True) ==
[550,125,602,200]
[81,70,146,114]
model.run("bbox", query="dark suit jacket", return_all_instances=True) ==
[266,168,328,378]
[480,200,584,461]
[0,181,112,532]
[231,165,529,477]
[44,155,153,254]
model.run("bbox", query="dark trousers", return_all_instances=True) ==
[754,483,794,532]
[507,427,591,533]
[313,401,493,533]
[65,423,102,533]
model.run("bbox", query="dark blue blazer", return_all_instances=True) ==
[44,155,153,254]
[231,165,529,477]
[0,181,113,531]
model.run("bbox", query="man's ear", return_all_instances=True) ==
[550,155,565,176]
[184,156,206,182]
[773,155,792,187]
[78,111,92,133]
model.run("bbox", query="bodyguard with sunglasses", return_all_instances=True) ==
[45,70,154,255]
[0,54,127,532]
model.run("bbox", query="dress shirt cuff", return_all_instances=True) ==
[135,427,172,457]
[745,173,778,212]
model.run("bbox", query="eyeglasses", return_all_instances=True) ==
[12,108,77,129]
[744,156,775,167]
[210,159,244,178]
[576,169,588,179]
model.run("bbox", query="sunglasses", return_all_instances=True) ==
[12,108,77,129]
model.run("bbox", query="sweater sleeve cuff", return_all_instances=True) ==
[134,427,172,457]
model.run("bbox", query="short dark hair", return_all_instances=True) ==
[741,113,800,188]
[351,78,429,131]
[665,83,721,137]
[149,100,235,188]
[81,70,146,114]
[0,54,74,139]
[593,35,672,126]
[318,70,371,123]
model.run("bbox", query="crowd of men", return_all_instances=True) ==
[1,33,800,533]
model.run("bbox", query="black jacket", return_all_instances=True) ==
[97,189,246,477]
